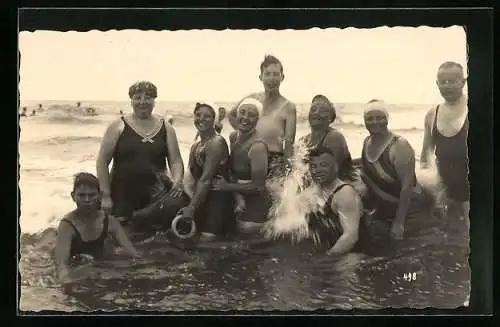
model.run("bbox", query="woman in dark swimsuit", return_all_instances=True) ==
[212,98,272,236]
[359,100,429,243]
[54,173,139,284]
[178,102,233,242]
[299,94,355,181]
[96,81,186,233]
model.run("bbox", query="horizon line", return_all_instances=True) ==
[20,99,437,106]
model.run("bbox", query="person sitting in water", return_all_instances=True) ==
[303,147,363,255]
[420,61,469,228]
[54,173,140,284]
[228,55,297,181]
[359,100,429,242]
[96,81,185,233]
[212,97,272,236]
[178,102,233,242]
[300,94,356,181]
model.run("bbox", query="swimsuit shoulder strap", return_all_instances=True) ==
[431,104,440,137]
[101,213,110,239]
[60,218,82,240]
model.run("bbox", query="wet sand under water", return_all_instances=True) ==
[19,218,470,312]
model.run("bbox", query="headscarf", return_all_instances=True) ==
[311,94,336,123]
[364,99,390,120]
[128,81,158,99]
[237,97,264,117]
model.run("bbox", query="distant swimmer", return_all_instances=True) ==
[420,61,469,225]
[229,55,297,180]
[167,115,174,125]
[31,109,36,116]
[215,107,226,133]
[20,106,27,117]
[119,110,124,117]
[54,173,140,284]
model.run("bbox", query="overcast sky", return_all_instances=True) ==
[19,26,467,104]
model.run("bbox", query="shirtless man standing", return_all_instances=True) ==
[420,61,469,228]
[229,55,297,179]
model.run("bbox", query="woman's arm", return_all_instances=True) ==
[108,215,140,257]
[218,142,268,194]
[391,139,417,227]
[54,220,75,280]
[164,122,185,187]
[327,187,362,255]
[185,137,227,214]
[96,119,124,197]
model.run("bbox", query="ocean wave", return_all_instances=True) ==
[36,136,103,146]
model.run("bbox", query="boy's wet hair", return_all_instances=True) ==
[73,172,100,192]
[260,54,284,74]
[304,146,336,164]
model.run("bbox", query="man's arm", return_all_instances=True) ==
[420,108,436,168]
[327,186,362,255]
[283,103,297,160]
[96,119,123,197]
[165,122,185,186]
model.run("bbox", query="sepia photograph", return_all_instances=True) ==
[18,21,471,312]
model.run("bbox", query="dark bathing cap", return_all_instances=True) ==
[312,94,336,123]
[129,81,158,99]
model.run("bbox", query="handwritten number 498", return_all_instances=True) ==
[403,272,417,281]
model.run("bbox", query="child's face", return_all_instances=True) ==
[71,184,101,212]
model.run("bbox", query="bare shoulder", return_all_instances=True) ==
[106,117,125,133]
[334,185,360,204]
[57,212,75,231]
[283,97,297,114]
[393,135,414,153]
[326,128,347,143]
[424,106,438,127]
[248,140,268,156]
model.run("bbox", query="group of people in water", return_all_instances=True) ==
[54,55,469,284]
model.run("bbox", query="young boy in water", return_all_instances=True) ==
[54,172,140,284]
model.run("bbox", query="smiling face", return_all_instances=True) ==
[364,108,389,135]
[309,153,337,186]
[309,100,333,129]
[237,104,260,133]
[259,63,284,93]
[436,66,466,103]
[131,91,155,119]
[194,105,216,133]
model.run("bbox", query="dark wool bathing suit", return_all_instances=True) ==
[301,183,350,252]
[360,135,428,241]
[110,117,169,220]
[432,105,470,202]
[60,214,109,260]
[229,132,273,224]
[188,134,233,236]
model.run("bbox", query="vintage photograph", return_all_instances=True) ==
[18,25,470,312]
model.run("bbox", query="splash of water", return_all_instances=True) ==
[263,140,322,243]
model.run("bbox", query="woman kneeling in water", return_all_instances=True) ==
[179,102,233,242]
[304,148,363,255]
[359,100,432,244]
[55,173,140,284]
[212,98,272,236]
